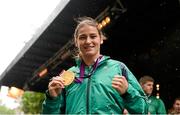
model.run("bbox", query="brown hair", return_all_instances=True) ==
[139,75,154,85]
[73,16,107,42]
[174,97,180,103]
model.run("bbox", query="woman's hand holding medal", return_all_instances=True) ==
[48,70,75,98]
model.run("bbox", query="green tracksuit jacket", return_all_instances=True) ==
[148,95,166,114]
[42,56,148,114]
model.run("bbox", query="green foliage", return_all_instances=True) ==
[21,91,45,114]
[0,105,16,114]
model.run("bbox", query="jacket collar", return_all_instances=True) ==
[75,55,110,67]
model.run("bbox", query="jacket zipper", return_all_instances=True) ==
[86,76,91,114]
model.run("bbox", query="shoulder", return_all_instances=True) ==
[100,56,129,71]
[150,96,158,100]
[104,58,131,73]
[68,66,78,72]
[106,58,126,66]
[151,96,164,103]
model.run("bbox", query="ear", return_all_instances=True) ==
[140,83,143,87]
[100,40,103,44]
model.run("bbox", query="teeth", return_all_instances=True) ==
[85,46,93,49]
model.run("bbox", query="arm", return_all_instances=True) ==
[42,90,65,114]
[122,83,148,114]
[42,74,66,114]
[157,99,166,114]
[120,63,148,114]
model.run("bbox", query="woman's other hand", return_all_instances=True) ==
[112,75,128,95]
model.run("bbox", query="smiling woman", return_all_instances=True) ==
[42,16,148,114]
[0,0,63,75]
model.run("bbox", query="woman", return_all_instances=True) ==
[42,17,148,114]
[168,97,180,114]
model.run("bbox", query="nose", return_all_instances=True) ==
[149,85,153,90]
[178,104,180,107]
[85,36,91,44]
[150,85,153,88]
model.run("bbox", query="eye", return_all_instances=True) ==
[79,35,86,40]
[90,34,97,39]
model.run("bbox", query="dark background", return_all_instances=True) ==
[101,0,180,109]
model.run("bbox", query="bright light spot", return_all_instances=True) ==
[156,84,160,88]
[8,87,24,99]
[0,86,23,109]
[0,86,9,96]
[0,0,61,75]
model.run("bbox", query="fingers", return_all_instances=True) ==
[47,71,66,97]
[112,75,126,86]
[48,70,65,88]
[59,70,65,76]
[48,69,65,87]
[49,76,65,89]
[112,75,128,95]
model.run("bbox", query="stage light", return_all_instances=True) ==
[156,84,160,91]
[98,16,111,30]
[156,84,160,88]
[38,68,48,77]
[156,93,160,99]
[156,95,160,99]
[98,23,103,30]
[105,16,110,23]
[156,87,159,91]
[102,20,107,26]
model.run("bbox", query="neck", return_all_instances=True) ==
[81,54,101,66]
[146,94,151,97]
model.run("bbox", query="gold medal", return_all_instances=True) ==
[61,70,75,86]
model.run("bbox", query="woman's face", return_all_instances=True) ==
[75,24,103,58]
[173,100,180,113]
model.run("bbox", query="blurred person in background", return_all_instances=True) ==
[139,75,166,114]
[168,97,180,115]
